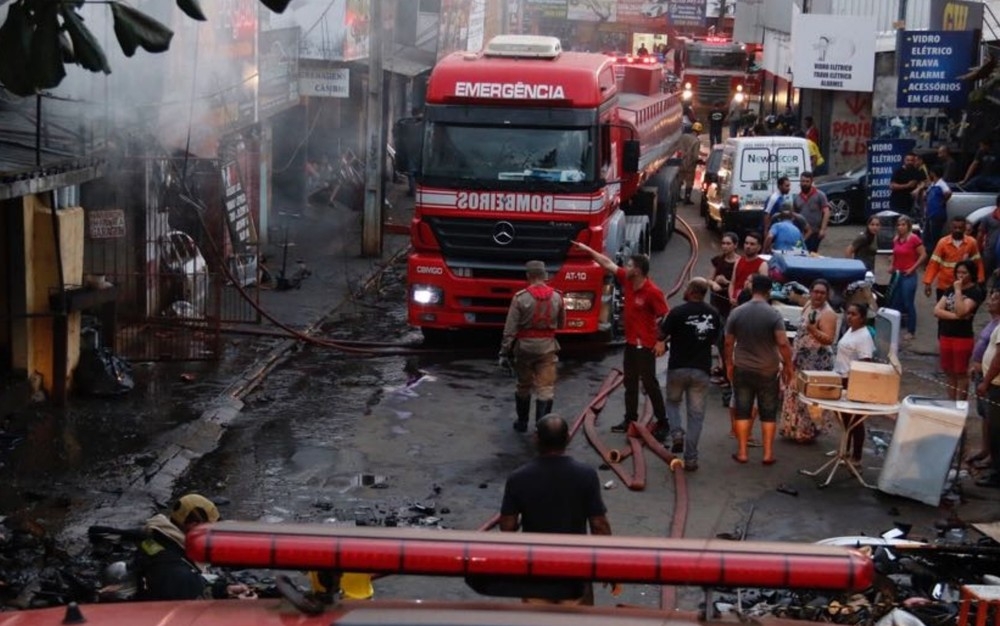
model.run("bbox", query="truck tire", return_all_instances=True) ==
[651,197,672,251]
[649,170,678,251]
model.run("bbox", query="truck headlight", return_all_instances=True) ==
[411,284,443,305]
[563,292,595,311]
[682,89,693,101]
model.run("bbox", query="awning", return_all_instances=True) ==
[384,56,432,78]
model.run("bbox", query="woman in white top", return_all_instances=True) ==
[835,303,876,463]
[835,303,876,376]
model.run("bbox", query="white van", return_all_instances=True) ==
[705,136,810,235]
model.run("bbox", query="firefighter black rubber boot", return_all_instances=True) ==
[514,395,531,432]
[535,399,553,423]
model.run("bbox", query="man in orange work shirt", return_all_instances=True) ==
[924,215,985,299]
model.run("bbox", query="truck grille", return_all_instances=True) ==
[696,77,731,108]
[426,217,586,280]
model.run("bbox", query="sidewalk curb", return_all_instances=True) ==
[56,207,413,549]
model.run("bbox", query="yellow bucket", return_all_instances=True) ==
[339,572,374,600]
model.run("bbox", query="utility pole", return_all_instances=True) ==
[896,0,908,76]
[362,0,384,257]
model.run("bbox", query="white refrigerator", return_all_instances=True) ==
[877,396,968,506]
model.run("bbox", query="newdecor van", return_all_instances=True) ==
[705,136,810,235]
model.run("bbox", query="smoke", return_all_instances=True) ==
[49,0,261,157]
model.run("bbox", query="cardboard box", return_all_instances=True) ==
[797,370,844,400]
[846,360,901,405]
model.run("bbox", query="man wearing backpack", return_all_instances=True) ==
[500,261,566,432]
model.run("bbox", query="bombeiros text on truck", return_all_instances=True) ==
[393,35,684,340]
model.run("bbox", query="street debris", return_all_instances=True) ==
[2,503,998,621]
[777,484,799,497]
[704,528,999,625]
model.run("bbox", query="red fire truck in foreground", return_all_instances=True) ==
[0,524,874,626]
[396,35,683,339]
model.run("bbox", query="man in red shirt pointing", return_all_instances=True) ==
[573,241,669,437]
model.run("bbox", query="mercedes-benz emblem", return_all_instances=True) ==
[493,221,515,246]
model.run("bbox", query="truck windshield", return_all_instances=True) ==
[686,46,746,71]
[422,122,595,183]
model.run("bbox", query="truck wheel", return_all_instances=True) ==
[651,198,672,251]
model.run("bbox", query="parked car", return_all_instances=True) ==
[814,165,867,226]
[700,143,724,219]
[945,189,996,221]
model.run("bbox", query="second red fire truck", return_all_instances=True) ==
[674,36,753,112]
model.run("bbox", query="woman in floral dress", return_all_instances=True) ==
[779,278,838,443]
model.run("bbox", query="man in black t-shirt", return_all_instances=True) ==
[889,152,926,214]
[499,415,613,604]
[659,278,722,471]
[707,101,726,146]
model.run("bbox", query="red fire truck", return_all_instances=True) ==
[0,524,874,626]
[674,36,752,112]
[395,35,683,339]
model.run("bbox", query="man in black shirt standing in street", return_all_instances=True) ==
[889,152,926,215]
[708,101,726,147]
[499,414,613,605]
[660,278,721,471]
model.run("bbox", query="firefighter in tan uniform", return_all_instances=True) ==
[499,260,566,432]
[678,122,703,205]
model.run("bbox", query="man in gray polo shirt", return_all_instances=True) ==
[792,171,830,253]
[724,275,794,465]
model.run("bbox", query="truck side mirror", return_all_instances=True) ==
[392,118,424,173]
[623,140,640,174]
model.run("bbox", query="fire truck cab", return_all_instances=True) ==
[394,35,683,340]
[675,37,750,113]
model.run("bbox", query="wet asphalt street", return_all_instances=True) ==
[2,190,999,611]
[158,202,1000,607]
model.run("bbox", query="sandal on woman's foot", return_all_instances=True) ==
[762,457,777,466]
[731,453,748,464]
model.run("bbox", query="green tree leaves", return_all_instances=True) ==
[176,0,208,22]
[0,0,292,96]
[0,1,34,95]
[110,2,173,57]
[258,0,293,13]
[60,6,111,74]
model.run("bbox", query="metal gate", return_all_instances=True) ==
[82,152,261,362]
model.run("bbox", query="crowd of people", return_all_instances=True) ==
[498,192,1000,496]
